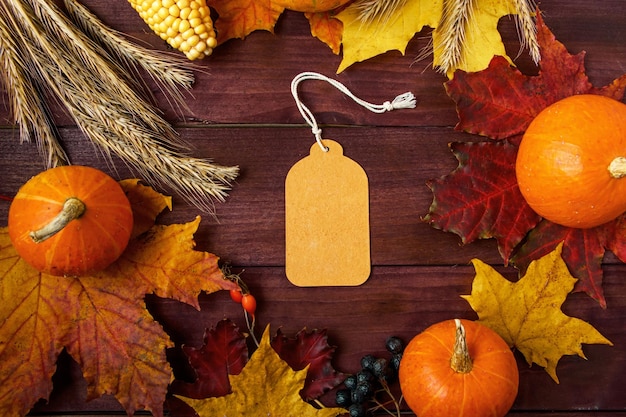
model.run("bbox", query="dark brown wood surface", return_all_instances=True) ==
[1,1,625,416]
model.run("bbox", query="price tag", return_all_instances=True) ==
[285,140,370,287]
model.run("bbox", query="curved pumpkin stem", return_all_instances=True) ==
[30,197,86,243]
[609,156,626,179]
[450,319,473,374]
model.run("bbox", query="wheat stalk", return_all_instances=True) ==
[0,0,238,213]
[353,0,408,25]
[354,0,540,74]
[0,5,68,168]
[62,0,196,112]
[436,0,475,74]
[512,0,540,64]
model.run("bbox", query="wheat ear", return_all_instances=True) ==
[353,0,409,25]
[0,3,68,168]
[512,0,540,64]
[62,0,195,111]
[1,0,237,213]
[436,0,475,74]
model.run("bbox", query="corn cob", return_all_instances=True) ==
[128,0,217,60]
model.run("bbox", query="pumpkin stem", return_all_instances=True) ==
[450,319,473,374]
[609,157,626,179]
[30,197,86,243]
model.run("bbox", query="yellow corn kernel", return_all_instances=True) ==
[168,4,180,18]
[187,9,200,19]
[180,7,191,20]
[128,0,217,60]
[178,19,191,33]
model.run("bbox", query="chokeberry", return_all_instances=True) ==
[385,336,404,354]
[356,369,374,384]
[350,388,366,404]
[335,388,352,407]
[372,357,389,379]
[348,403,367,417]
[343,374,357,390]
[390,353,402,372]
[360,354,376,371]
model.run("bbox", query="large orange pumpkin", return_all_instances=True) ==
[516,94,626,228]
[8,165,133,277]
[399,319,519,417]
[276,0,351,12]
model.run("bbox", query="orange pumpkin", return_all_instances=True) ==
[516,94,626,228]
[275,0,351,12]
[399,319,519,417]
[8,165,133,277]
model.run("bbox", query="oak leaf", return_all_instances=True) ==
[0,180,237,417]
[428,13,626,306]
[463,244,613,383]
[335,0,521,75]
[176,325,347,417]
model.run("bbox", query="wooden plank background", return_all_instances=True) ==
[1,0,625,415]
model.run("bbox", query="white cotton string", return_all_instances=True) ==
[290,72,416,152]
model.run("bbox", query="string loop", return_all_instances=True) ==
[290,72,416,151]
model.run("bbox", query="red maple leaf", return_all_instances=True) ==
[427,11,626,307]
[168,319,248,416]
[271,328,346,401]
[425,140,541,262]
[168,319,344,414]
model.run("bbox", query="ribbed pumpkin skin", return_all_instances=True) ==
[398,319,519,417]
[8,166,133,277]
[276,0,351,12]
[516,94,626,229]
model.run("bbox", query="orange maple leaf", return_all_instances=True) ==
[305,12,343,54]
[207,0,285,44]
[0,180,238,417]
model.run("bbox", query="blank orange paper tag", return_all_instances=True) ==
[285,140,370,287]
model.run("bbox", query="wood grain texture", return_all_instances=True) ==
[0,0,624,416]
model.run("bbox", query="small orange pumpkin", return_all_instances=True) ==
[275,0,351,12]
[8,165,133,277]
[399,319,519,417]
[516,94,626,228]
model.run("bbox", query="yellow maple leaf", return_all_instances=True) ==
[336,0,441,73]
[336,0,523,76]
[0,180,237,416]
[462,243,613,383]
[177,325,347,417]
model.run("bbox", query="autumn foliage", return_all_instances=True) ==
[426,13,626,307]
[0,180,237,417]
[171,321,346,416]
[464,244,612,382]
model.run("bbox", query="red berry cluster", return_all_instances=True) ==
[230,288,257,318]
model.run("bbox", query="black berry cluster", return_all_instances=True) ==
[335,336,405,417]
